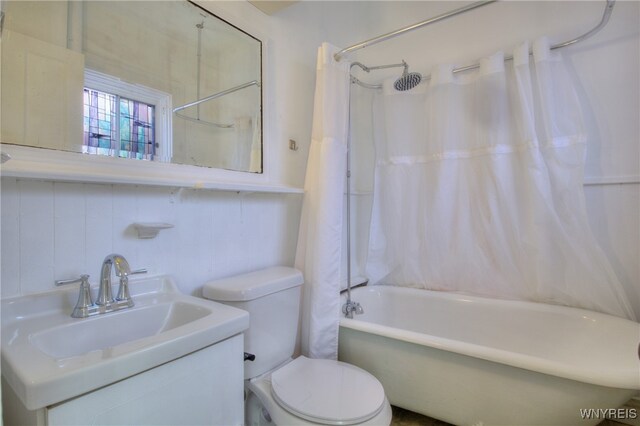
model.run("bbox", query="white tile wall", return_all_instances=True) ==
[18,180,55,295]
[584,183,640,318]
[1,178,20,298]
[0,177,302,298]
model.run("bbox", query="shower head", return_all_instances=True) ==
[349,60,422,91]
[394,60,422,91]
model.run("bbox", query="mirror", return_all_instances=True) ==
[1,0,262,173]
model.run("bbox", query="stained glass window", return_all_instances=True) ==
[83,88,156,160]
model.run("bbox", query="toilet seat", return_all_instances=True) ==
[270,357,386,425]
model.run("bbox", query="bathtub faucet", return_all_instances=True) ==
[342,300,364,318]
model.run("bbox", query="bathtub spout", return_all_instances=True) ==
[343,300,364,318]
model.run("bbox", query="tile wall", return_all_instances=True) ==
[1,177,302,298]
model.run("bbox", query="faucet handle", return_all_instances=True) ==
[115,268,146,307]
[55,275,95,318]
[55,274,91,287]
[72,275,96,318]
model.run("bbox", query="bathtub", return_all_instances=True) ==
[338,286,640,426]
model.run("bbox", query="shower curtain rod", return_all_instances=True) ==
[344,0,616,89]
[335,0,497,62]
[173,80,260,113]
[173,80,261,128]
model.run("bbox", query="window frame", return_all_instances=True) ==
[84,69,172,162]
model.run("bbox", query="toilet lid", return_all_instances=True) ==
[270,357,386,425]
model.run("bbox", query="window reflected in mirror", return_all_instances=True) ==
[83,88,157,160]
[1,1,263,173]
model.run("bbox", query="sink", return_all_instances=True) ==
[1,275,249,410]
[30,301,212,359]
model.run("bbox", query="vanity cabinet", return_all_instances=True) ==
[3,335,244,426]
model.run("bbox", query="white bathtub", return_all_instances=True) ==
[338,286,640,426]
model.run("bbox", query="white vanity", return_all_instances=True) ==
[1,275,249,426]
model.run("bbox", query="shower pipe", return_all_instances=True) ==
[342,63,364,320]
[343,0,616,89]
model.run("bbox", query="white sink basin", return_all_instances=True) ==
[1,275,249,410]
[30,301,212,359]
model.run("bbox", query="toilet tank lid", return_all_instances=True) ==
[203,267,303,302]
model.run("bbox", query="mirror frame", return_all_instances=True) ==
[0,0,290,192]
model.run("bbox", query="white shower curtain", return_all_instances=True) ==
[295,42,350,359]
[366,38,635,320]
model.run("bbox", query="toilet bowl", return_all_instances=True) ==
[203,267,392,426]
[246,357,392,425]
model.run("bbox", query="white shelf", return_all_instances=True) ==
[0,145,303,194]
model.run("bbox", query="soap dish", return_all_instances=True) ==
[133,223,174,239]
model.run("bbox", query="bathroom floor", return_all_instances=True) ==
[390,406,450,426]
[390,406,632,426]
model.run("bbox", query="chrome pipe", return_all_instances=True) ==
[334,0,497,62]
[351,75,385,90]
[350,0,616,90]
[444,0,616,76]
[345,76,353,317]
[173,80,260,113]
[550,0,615,50]
[196,22,204,120]
[341,73,364,319]
[366,61,407,72]
[350,61,407,89]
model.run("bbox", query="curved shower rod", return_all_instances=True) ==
[346,0,616,89]
[335,0,497,62]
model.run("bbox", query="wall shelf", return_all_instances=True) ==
[0,145,303,194]
[133,223,174,239]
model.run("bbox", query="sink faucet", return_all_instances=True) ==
[55,254,146,318]
[97,254,134,308]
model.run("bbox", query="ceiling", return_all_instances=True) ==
[247,1,299,15]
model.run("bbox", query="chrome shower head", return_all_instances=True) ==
[394,60,422,91]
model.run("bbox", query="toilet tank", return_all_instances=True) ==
[203,267,303,380]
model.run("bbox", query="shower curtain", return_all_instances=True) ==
[295,43,350,359]
[366,38,635,320]
[232,113,261,172]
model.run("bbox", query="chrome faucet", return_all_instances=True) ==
[342,300,364,319]
[55,254,146,318]
[98,254,134,308]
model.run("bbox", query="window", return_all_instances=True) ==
[83,70,172,162]
[83,88,156,160]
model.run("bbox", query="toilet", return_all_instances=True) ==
[203,266,392,426]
